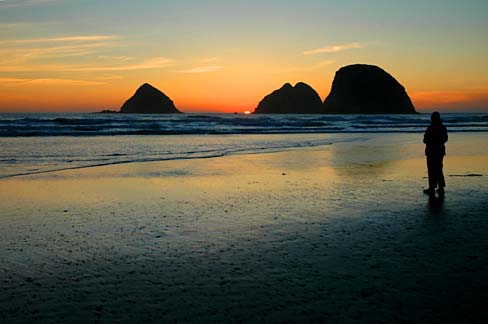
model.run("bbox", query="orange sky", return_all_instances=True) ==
[1,1,487,113]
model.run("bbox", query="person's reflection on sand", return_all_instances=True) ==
[428,193,445,214]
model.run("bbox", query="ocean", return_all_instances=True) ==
[1,112,487,179]
[1,113,487,137]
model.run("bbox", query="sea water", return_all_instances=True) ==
[1,113,487,178]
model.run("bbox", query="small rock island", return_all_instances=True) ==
[253,82,324,114]
[323,64,416,114]
[120,83,181,114]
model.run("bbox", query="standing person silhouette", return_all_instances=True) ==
[423,112,448,196]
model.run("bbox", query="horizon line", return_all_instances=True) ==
[0,108,487,114]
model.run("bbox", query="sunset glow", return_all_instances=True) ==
[1,1,487,113]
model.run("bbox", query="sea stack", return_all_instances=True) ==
[323,64,416,114]
[120,83,181,114]
[253,82,324,114]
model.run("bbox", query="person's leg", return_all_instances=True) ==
[425,156,436,194]
[437,156,445,193]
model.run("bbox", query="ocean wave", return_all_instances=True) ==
[0,113,487,137]
[53,117,117,125]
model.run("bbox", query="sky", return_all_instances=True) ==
[0,0,487,113]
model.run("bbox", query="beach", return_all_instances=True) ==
[1,132,487,323]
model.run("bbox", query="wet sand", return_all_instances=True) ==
[1,133,487,323]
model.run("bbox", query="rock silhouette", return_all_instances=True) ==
[120,83,181,114]
[253,82,324,114]
[98,109,118,114]
[323,64,416,114]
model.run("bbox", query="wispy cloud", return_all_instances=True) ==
[0,35,118,45]
[178,65,223,74]
[0,21,64,34]
[303,42,362,55]
[0,57,174,72]
[97,55,133,62]
[0,34,121,66]
[0,43,117,65]
[0,33,174,74]
[0,33,175,72]
[78,57,174,72]
[200,57,218,63]
[0,0,60,8]
[95,74,123,81]
[317,60,335,67]
[0,77,105,87]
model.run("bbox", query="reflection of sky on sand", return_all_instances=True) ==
[0,133,345,179]
[329,134,421,178]
[1,133,486,212]
[427,194,445,214]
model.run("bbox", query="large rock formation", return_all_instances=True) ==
[253,82,324,114]
[323,64,416,114]
[120,83,181,114]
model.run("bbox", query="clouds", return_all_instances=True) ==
[303,42,362,55]
[0,34,175,73]
[0,77,105,87]
[0,35,117,45]
[178,65,223,74]
[0,32,366,79]
[0,57,174,73]
[0,34,120,65]
[0,0,60,8]
[1,43,116,67]
[78,57,174,72]
[0,34,225,74]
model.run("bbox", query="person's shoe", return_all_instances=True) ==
[423,188,435,195]
[437,188,445,195]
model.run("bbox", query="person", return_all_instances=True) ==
[423,112,448,195]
